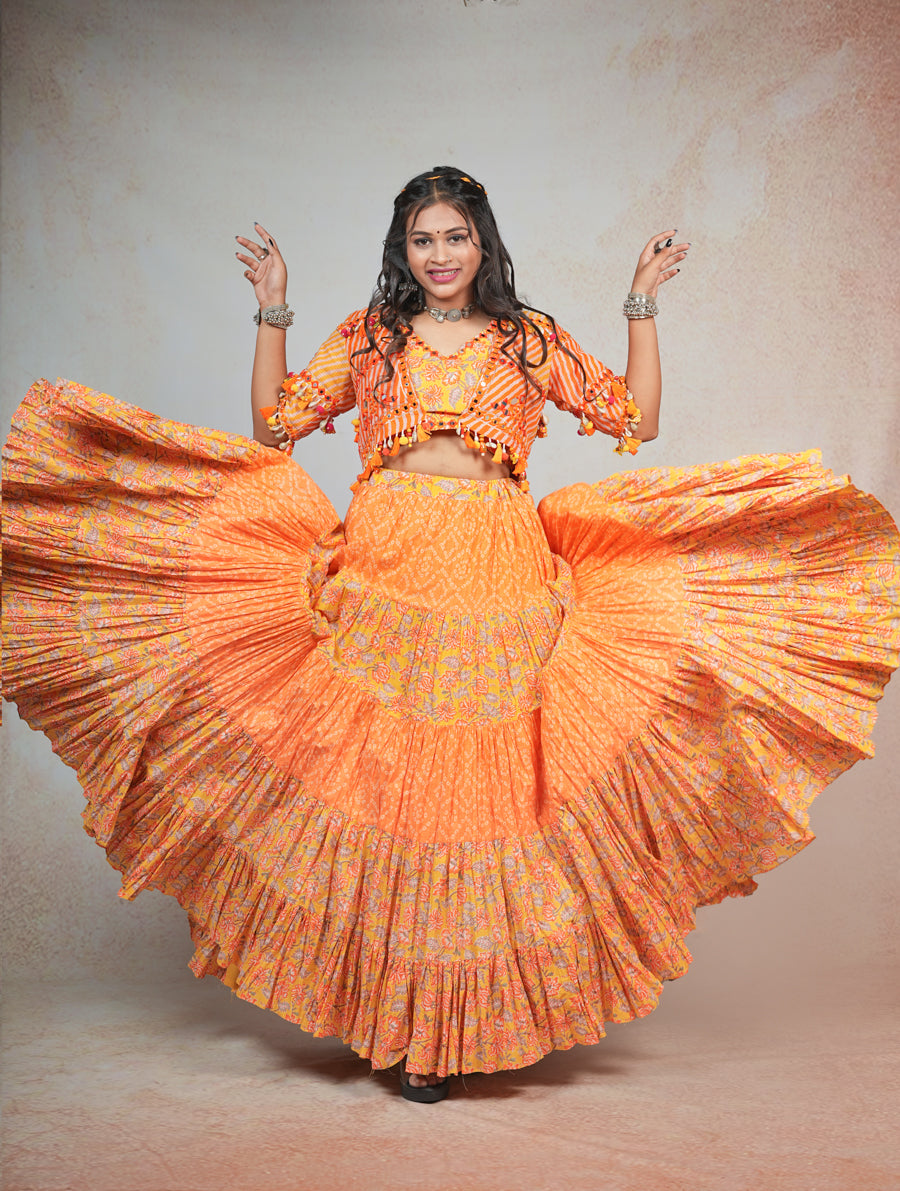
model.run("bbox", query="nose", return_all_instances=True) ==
[429,237,452,263]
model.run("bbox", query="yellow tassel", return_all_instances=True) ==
[492,445,503,463]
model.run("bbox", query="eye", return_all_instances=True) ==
[411,237,430,248]
[448,234,468,243]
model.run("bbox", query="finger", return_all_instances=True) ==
[658,248,688,268]
[235,235,263,254]
[651,233,679,256]
[656,244,690,267]
[657,266,682,285]
[236,233,275,263]
[254,223,279,253]
[235,251,265,269]
[646,229,678,255]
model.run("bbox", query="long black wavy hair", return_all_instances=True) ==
[359,166,572,394]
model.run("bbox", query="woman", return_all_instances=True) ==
[4,167,898,1105]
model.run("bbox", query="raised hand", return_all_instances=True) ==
[630,231,690,299]
[235,223,288,310]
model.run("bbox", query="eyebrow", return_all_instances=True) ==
[407,225,469,237]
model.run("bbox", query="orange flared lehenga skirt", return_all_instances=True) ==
[3,379,899,1076]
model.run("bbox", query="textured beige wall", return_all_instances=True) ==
[2,0,898,1013]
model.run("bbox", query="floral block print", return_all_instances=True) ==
[3,380,899,1076]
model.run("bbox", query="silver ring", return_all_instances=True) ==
[653,242,662,255]
[259,248,270,259]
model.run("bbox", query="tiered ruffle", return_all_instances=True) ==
[3,379,898,1076]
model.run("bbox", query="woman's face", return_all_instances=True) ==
[405,201,482,310]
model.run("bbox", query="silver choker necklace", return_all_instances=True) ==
[425,303,476,323]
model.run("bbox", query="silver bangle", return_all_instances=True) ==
[623,292,658,319]
[253,303,294,328]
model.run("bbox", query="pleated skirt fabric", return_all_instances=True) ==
[4,378,899,1076]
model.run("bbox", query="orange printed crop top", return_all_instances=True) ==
[261,308,642,489]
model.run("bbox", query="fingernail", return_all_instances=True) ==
[665,237,674,247]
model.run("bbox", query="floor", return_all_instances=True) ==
[3,971,898,1191]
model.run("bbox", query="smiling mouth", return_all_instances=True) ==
[428,269,461,282]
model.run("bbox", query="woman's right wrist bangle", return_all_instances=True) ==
[623,293,658,319]
[254,303,294,329]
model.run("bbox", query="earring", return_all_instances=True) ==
[399,279,424,307]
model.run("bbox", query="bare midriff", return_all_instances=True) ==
[381,429,511,480]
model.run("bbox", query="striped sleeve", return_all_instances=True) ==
[261,314,360,452]
[546,325,643,456]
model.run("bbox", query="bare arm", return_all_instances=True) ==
[624,230,690,440]
[235,223,290,446]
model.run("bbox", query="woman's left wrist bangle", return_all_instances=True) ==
[254,304,294,328]
[623,292,658,319]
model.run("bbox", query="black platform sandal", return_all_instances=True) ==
[399,1062,450,1103]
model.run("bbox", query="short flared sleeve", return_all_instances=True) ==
[546,325,643,456]
[262,312,361,451]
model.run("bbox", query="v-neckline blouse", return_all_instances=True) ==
[404,330,495,416]
[407,322,496,361]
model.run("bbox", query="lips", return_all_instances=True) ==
[428,269,461,283]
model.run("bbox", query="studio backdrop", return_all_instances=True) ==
[2,0,897,1015]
